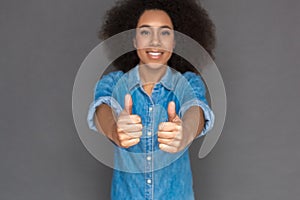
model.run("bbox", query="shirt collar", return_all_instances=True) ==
[127,64,174,91]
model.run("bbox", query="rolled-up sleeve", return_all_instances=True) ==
[87,71,124,132]
[179,72,215,138]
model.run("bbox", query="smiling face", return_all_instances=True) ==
[134,10,175,69]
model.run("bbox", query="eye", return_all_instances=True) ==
[140,30,150,36]
[161,30,171,36]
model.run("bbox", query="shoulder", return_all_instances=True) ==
[94,70,124,98]
[182,71,205,88]
[171,69,205,87]
[168,67,204,89]
[95,71,124,87]
[99,71,124,83]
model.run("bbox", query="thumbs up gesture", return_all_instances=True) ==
[115,94,143,148]
[158,101,186,153]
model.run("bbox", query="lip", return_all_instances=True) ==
[146,50,163,59]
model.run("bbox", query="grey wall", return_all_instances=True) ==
[1,0,299,199]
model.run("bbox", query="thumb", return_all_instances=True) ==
[167,101,177,122]
[124,94,132,114]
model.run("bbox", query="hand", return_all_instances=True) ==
[114,94,143,148]
[158,101,190,153]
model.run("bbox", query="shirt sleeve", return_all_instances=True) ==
[87,71,124,132]
[179,72,215,138]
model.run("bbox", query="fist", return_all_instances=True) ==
[158,101,186,153]
[115,94,143,148]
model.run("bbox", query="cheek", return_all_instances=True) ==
[161,38,175,50]
[169,39,175,47]
[135,36,150,49]
[136,49,146,62]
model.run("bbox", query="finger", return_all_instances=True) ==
[124,94,133,114]
[117,132,131,140]
[118,131,142,140]
[157,131,176,139]
[157,137,174,145]
[159,143,178,153]
[124,131,143,139]
[158,122,181,131]
[158,138,181,149]
[172,115,182,124]
[117,124,143,132]
[118,114,141,124]
[168,101,176,122]
[120,138,140,148]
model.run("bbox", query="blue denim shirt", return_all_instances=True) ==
[87,65,214,200]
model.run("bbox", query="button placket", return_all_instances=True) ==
[145,101,154,199]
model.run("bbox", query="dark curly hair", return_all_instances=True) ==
[99,0,216,73]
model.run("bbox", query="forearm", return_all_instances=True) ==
[94,104,118,142]
[182,106,205,141]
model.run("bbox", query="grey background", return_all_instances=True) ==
[1,0,299,199]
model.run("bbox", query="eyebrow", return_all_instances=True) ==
[137,25,173,29]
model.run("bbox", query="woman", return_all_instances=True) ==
[87,0,216,199]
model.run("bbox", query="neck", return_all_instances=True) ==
[138,63,167,84]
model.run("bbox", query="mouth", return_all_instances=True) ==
[146,51,163,59]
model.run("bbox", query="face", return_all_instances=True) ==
[134,10,175,69]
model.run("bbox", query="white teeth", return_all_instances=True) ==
[148,52,162,56]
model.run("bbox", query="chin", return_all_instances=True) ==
[140,62,168,69]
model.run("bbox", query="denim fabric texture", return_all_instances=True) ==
[87,65,214,200]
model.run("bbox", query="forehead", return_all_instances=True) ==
[136,10,173,28]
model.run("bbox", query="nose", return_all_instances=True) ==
[150,31,161,46]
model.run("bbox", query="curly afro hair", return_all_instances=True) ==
[99,0,216,73]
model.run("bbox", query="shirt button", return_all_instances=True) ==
[147,131,152,136]
[147,179,152,184]
[147,156,151,161]
[149,107,153,112]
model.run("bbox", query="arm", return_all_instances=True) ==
[158,72,214,153]
[95,104,119,145]
[158,102,205,153]
[182,105,205,140]
[87,71,124,132]
[94,94,142,148]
